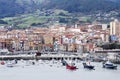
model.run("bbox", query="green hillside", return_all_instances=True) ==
[0,0,120,18]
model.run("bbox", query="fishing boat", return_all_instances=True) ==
[103,61,117,69]
[66,61,77,70]
[82,62,94,70]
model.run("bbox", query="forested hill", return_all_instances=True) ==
[0,0,120,18]
[41,0,120,13]
[0,0,43,18]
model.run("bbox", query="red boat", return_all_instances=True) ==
[66,64,77,70]
[0,61,5,65]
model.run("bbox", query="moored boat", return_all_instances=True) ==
[6,63,14,67]
[0,61,5,65]
[66,61,77,70]
[66,64,77,70]
[103,61,117,69]
[6,60,16,67]
[61,60,67,66]
[82,62,95,70]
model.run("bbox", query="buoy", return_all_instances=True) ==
[1,61,5,65]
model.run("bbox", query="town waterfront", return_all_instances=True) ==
[1,0,120,80]
[0,60,120,80]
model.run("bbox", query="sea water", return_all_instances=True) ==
[0,60,120,80]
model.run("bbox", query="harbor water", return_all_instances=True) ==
[0,60,120,80]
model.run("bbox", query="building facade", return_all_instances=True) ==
[110,19,120,35]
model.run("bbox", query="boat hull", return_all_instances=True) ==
[84,65,94,69]
[83,63,94,70]
[103,65,117,69]
[66,64,77,70]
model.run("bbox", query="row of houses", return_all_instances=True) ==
[0,23,111,53]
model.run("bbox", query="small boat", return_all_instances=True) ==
[14,59,18,64]
[6,63,14,67]
[6,60,17,67]
[0,61,5,65]
[66,64,77,70]
[82,62,95,70]
[103,61,117,69]
[61,60,67,66]
[66,61,77,70]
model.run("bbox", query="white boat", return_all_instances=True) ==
[103,61,117,69]
[6,63,14,67]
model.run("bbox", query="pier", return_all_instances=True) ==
[0,54,83,60]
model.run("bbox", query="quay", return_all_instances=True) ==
[0,54,83,60]
[0,51,120,64]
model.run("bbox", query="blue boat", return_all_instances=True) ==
[82,62,95,70]
[103,61,117,69]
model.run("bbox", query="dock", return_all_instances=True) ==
[0,54,83,60]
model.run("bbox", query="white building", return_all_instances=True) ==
[110,19,120,35]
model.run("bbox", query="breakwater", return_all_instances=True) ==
[0,54,83,60]
[0,54,120,64]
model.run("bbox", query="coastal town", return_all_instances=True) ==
[1,1,120,80]
[0,19,120,63]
